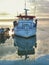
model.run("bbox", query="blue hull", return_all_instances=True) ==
[14,28,36,38]
[14,19,37,38]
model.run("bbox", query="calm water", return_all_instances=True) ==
[0,19,49,60]
[36,20,49,57]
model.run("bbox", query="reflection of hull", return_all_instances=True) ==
[14,35,36,48]
[14,35,36,55]
[18,48,35,55]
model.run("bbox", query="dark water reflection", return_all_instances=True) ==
[14,35,36,56]
[14,35,36,48]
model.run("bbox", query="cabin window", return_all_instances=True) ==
[22,23,32,29]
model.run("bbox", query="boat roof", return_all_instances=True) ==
[17,15,35,19]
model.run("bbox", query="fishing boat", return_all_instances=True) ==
[13,1,37,58]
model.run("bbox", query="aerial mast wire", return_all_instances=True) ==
[34,0,36,16]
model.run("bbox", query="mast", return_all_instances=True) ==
[24,0,29,16]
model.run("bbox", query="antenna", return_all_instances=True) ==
[24,0,29,16]
[25,0,26,9]
[34,0,36,16]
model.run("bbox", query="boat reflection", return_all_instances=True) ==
[14,35,37,59]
